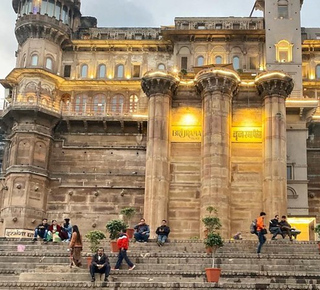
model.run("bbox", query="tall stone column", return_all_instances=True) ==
[141,71,179,236]
[255,71,293,217]
[195,68,239,238]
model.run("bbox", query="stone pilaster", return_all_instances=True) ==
[255,71,294,218]
[141,71,179,236]
[195,68,239,238]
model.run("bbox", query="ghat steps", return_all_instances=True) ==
[0,238,319,289]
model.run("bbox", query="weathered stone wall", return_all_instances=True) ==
[47,133,146,234]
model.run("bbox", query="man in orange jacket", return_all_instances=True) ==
[113,233,136,270]
[256,212,267,255]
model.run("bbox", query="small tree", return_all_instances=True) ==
[120,207,136,228]
[315,224,320,240]
[202,206,223,268]
[85,230,106,253]
[106,219,127,240]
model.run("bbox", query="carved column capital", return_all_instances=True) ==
[255,71,294,98]
[194,67,240,96]
[141,71,180,97]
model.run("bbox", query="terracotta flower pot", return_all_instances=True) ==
[86,256,92,269]
[205,268,221,282]
[110,241,119,253]
[126,228,134,239]
[206,247,213,254]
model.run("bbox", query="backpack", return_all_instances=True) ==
[250,219,257,234]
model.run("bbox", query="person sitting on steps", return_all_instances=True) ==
[279,215,293,241]
[90,247,110,282]
[269,215,282,240]
[156,219,170,246]
[32,218,49,243]
[133,218,150,243]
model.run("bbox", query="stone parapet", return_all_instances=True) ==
[141,71,180,98]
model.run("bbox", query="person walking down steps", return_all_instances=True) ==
[112,233,136,271]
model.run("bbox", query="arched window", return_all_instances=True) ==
[233,56,240,70]
[55,2,61,19]
[278,0,289,19]
[31,54,38,66]
[62,5,68,24]
[74,94,88,113]
[98,64,106,78]
[47,0,55,17]
[81,64,88,78]
[129,95,139,113]
[111,94,124,113]
[93,94,106,114]
[40,0,48,14]
[215,56,222,65]
[158,64,165,70]
[316,65,320,79]
[45,57,53,70]
[196,56,204,66]
[116,64,124,78]
[275,40,293,63]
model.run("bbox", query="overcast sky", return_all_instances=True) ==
[0,0,318,101]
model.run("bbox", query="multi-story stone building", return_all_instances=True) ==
[1,0,320,240]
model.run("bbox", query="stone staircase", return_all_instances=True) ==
[0,238,319,289]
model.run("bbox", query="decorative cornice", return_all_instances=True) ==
[194,67,240,97]
[141,71,180,98]
[255,71,294,98]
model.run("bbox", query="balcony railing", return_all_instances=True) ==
[2,97,148,119]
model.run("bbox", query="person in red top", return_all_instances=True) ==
[256,212,267,255]
[113,233,135,270]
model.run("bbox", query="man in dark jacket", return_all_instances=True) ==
[32,218,49,243]
[156,220,170,246]
[269,215,282,240]
[134,218,150,242]
[279,215,293,241]
[90,247,111,282]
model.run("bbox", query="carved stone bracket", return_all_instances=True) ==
[255,71,294,98]
[141,71,180,97]
[194,67,240,97]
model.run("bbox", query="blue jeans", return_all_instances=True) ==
[115,249,134,269]
[270,227,282,238]
[134,232,149,242]
[157,235,167,243]
[34,229,47,240]
[257,231,266,253]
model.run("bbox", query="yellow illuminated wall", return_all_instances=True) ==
[287,217,315,241]
[171,107,202,142]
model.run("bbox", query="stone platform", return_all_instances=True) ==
[0,238,319,289]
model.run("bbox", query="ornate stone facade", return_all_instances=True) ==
[1,0,320,240]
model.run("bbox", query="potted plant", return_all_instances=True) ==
[85,230,106,268]
[202,206,224,283]
[315,224,320,252]
[120,207,136,238]
[106,219,127,252]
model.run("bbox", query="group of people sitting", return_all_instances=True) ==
[269,215,300,241]
[133,218,170,246]
[32,218,72,243]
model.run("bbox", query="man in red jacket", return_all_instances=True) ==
[113,233,135,270]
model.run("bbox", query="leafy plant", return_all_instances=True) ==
[201,206,223,268]
[315,224,320,239]
[202,206,221,234]
[85,230,106,253]
[106,219,127,240]
[120,207,136,227]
